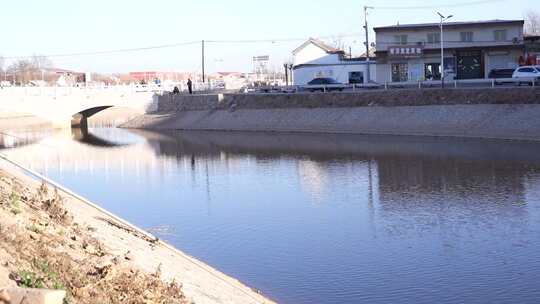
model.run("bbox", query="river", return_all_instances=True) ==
[2,126,540,304]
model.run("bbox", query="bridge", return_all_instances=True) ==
[0,85,161,128]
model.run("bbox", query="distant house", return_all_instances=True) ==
[524,34,540,65]
[209,72,247,90]
[292,38,376,85]
[374,19,525,83]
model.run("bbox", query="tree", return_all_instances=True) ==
[525,10,540,35]
[6,55,54,85]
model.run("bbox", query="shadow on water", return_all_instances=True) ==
[134,129,540,163]
[71,126,133,148]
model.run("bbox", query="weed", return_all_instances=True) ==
[9,191,21,215]
[13,270,45,289]
[27,224,41,234]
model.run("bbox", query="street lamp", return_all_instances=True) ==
[438,12,453,88]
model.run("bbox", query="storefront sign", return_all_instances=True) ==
[388,46,423,58]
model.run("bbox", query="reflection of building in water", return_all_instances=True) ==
[373,155,537,238]
[297,159,328,200]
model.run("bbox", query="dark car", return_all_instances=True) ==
[488,68,515,79]
[305,78,345,92]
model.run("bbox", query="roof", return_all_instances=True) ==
[374,19,524,32]
[293,38,345,55]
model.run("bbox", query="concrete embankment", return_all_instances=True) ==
[122,88,540,141]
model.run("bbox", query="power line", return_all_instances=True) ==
[2,33,365,60]
[372,0,505,10]
[2,41,201,60]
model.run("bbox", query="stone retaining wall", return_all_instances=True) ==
[159,88,540,112]
[124,88,540,141]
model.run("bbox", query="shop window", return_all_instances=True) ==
[460,32,474,42]
[348,71,364,84]
[394,35,408,45]
[427,33,441,44]
[494,30,507,41]
[391,63,408,82]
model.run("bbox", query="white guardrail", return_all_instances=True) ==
[0,84,169,97]
[248,77,539,94]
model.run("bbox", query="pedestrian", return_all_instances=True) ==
[187,78,193,94]
[172,86,180,94]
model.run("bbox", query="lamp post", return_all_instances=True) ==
[438,12,453,88]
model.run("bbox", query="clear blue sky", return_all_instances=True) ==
[1,0,537,73]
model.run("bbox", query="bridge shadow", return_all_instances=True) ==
[71,125,132,148]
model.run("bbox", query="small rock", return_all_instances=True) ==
[124,251,134,261]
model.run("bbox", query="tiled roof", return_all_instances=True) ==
[293,38,345,54]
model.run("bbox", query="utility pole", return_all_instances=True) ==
[438,12,453,88]
[364,6,374,84]
[201,40,206,83]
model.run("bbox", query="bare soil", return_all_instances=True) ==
[0,170,188,304]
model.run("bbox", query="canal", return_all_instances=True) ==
[2,126,540,304]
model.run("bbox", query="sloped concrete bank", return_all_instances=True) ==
[122,88,540,141]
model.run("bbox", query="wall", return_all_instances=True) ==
[293,43,341,66]
[293,63,376,85]
[124,88,540,141]
[375,23,523,52]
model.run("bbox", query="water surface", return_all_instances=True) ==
[2,127,540,304]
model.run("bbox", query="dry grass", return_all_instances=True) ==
[0,171,188,304]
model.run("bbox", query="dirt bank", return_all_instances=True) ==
[0,159,274,304]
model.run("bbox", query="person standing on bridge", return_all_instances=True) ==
[187,78,193,94]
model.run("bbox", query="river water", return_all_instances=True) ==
[2,126,540,304]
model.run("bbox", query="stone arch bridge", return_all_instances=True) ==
[0,86,160,128]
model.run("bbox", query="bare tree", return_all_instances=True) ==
[6,55,54,85]
[328,36,345,51]
[31,54,53,70]
[525,10,540,35]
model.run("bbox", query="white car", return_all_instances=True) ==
[512,66,540,85]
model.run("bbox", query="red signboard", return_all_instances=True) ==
[388,46,424,58]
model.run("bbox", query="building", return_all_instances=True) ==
[374,20,525,83]
[524,35,540,65]
[292,38,376,85]
[129,71,192,84]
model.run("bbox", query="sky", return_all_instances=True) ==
[1,0,537,74]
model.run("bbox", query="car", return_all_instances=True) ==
[305,78,345,92]
[512,66,540,85]
[488,68,515,79]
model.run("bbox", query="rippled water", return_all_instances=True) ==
[2,127,540,304]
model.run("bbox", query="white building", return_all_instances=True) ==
[292,38,376,85]
[374,20,525,83]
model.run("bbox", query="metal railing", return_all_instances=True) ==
[253,78,540,94]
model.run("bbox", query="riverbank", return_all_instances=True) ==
[122,88,540,141]
[0,157,274,304]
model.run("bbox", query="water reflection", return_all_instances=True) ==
[71,127,132,148]
[0,129,52,149]
[3,128,540,304]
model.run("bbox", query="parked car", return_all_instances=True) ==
[488,68,515,79]
[512,66,540,85]
[304,78,345,92]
